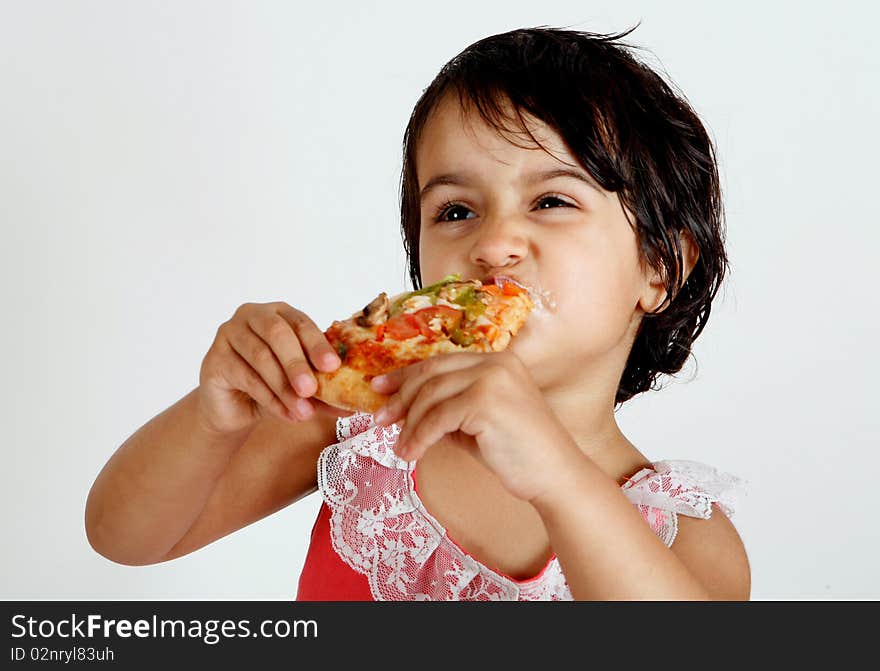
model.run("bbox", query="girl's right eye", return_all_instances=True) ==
[434,200,475,223]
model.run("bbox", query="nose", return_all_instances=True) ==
[468,215,529,270]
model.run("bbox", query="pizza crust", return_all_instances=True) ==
[313,364,388,414]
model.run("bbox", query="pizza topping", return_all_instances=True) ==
[355,292,390,327]
[413,305,463,335]
[449,285,488,321]
[382,313,424,341]
[379,305,465,343]
[409,273,462,298]
[484,274,528,292]
[470,313,493,327]
[500,281,524,296]
[449,328,474,347]
[389,273,462,317]
[399,294,435,312]
[386,273,529,322]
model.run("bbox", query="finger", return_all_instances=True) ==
[222,339,301,423]
[404,367,481,433]
[226,324,307,419]
[378,366,478,429]
[369,357,440,394]
[369,368,406,394]
[371,352,481,397]
[379,353,482,418]
[311,398,356,418]
[277,304,342,375]
[396,389,477,462]
[247,307,321,399]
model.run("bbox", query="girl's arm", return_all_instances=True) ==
[531,448,750,601]
[85,387,337,566]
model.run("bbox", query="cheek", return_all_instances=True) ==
[418,230,457,283]
[417,240,438,285]
[420,248,475,289]
[552,255,641,352]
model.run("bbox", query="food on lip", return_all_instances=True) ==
[484,274,526,288]
[527,284,557,315]
[485,274,556,315]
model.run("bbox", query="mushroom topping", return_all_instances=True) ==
[355,292,390,327]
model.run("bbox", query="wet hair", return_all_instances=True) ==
[397,24,729,406]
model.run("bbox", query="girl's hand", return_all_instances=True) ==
[370,351,579,503]
[197,302,354,435]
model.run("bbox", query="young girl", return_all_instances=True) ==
[85,26,749,601]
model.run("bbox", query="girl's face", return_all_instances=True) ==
[416,94,669,390]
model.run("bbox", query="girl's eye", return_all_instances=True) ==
[536,195,574,209]
[434,201,474,223]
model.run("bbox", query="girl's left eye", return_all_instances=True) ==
[535,195,574,210]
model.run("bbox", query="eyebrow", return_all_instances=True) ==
[419,167,606,202]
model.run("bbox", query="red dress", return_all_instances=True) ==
[296,412,742,601]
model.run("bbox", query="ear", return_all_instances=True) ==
[638,230,700,314]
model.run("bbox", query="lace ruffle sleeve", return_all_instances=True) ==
[621,459,747,519]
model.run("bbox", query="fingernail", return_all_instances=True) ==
[323,352,341,368]
[374,407,389,425]
[295,398,313,418]
[294,374,314,395]
[371,375,387,389]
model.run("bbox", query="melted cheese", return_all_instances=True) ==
[403,295,433,311]
[401,295,461,312]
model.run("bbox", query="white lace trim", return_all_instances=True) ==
[317,412,745,601]
[620,459,746,546]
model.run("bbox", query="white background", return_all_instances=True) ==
[2,1,878,600]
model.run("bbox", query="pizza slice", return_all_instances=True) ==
[312,273,535,414]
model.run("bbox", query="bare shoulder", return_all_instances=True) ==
[670,505,751,601]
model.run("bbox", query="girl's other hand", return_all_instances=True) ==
[197,301,352,435]
[370,351,580,503]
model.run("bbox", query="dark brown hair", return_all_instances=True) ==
[398,25,729,406]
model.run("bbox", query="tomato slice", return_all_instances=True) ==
[380,306,464,342]
[482,280,524,297]
[383,313,423,340]
[413,306,463,331]
[501,281,524,296]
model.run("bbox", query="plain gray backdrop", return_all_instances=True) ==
[2,0,878,599]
